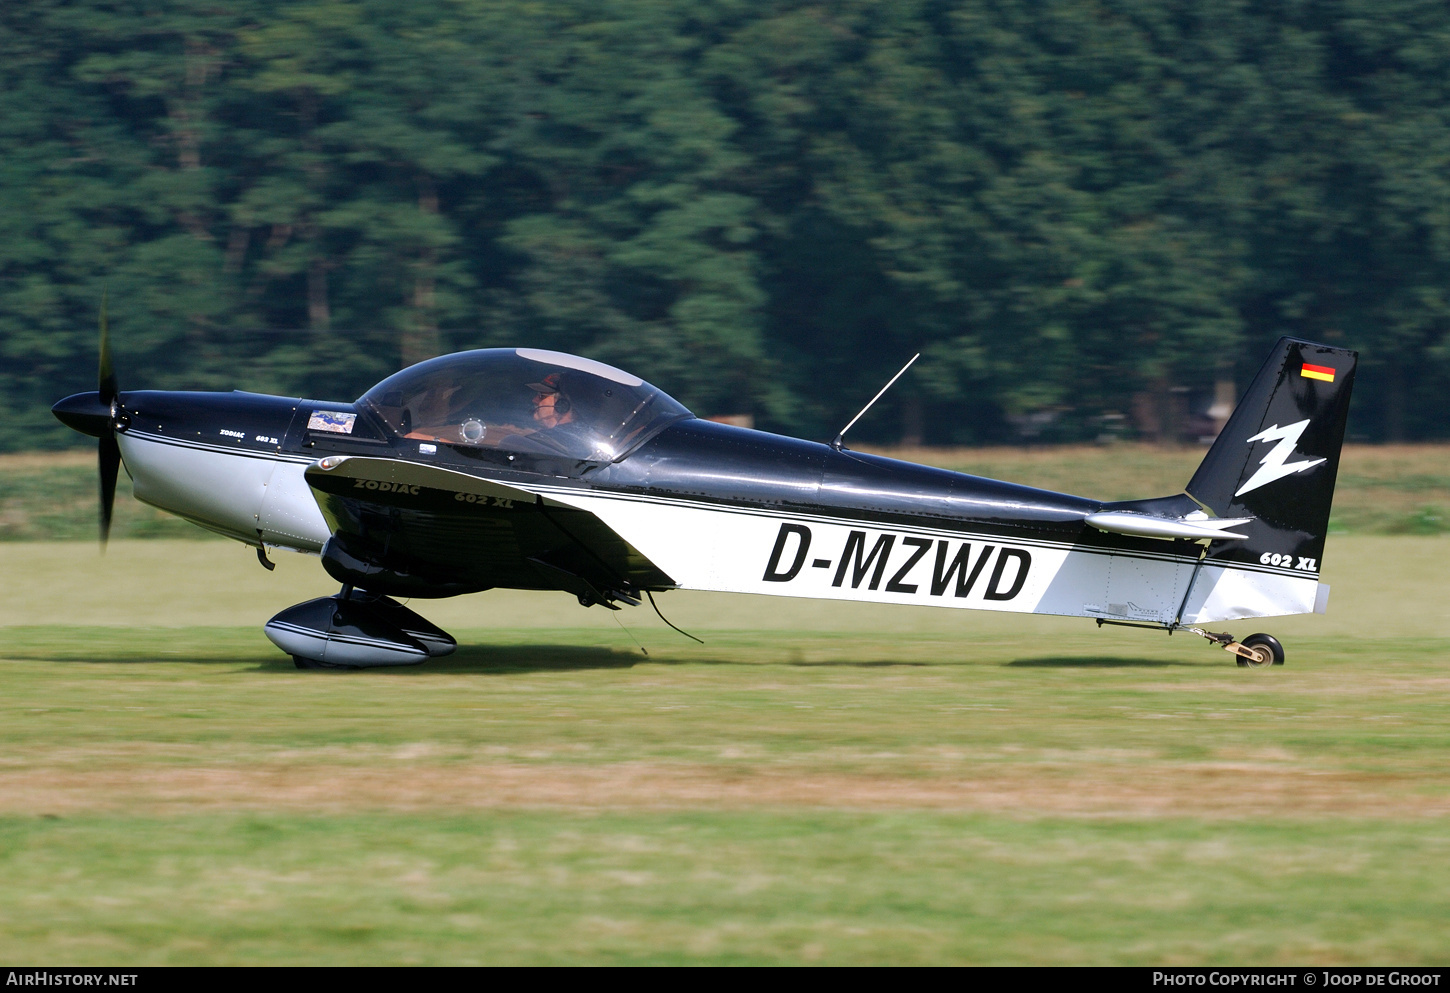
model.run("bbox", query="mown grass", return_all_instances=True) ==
[0,538,1448,964]
[3,812,1448,965]
[5,444,1449,540]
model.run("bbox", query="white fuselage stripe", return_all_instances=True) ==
[519,480,1308,581]
[519,486,1320,624]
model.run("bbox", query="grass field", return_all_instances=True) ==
[1,534,1448,964]
[4,443,1450,540]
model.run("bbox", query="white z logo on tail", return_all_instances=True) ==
[1235,419,1325,496]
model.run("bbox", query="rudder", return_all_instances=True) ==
[1187,337,1357,575]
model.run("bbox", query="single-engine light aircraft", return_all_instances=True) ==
[53,332,1355,669]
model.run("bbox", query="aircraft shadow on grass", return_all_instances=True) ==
[31,643,640,673]
[386,647,937,673]
[146,643,653,674]
[34,651,278,667]
[30,646,1199,672]
[379,651,1189,673]
[784,659,930,668]
[1007,655,1204,668]
[400,643,642,673]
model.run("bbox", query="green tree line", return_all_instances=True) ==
[4,0,1449,449]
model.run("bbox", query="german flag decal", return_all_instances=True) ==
[1300,362,1336,383]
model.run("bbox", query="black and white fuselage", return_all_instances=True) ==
[72,338,1353,636]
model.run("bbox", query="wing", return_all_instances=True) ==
[303,456,674,605]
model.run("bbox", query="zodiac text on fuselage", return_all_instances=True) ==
[762,522,1031,601]
[352,479,422,495]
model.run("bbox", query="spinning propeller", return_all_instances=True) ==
[50,294,124,549]
[96,294,121,548]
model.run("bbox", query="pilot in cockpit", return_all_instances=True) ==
[362,348,690,462]
[400,369,584,455]
[527,373,575,430]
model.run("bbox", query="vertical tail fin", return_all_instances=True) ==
[1187,337,1357,573]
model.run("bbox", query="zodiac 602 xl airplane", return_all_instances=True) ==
[53,334,1355,669]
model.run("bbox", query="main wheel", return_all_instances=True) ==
[1236,633,1285,668]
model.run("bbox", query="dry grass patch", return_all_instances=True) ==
[4,759,1448,819]
[0,450,93,471]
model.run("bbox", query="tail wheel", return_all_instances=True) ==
[1237,633,1285,668]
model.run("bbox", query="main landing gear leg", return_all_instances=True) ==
[1185,627,1285,667]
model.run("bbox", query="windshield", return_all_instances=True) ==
[358,348,692,462]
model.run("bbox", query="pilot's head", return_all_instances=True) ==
[527,373,574,429]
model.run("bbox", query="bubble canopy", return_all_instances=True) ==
[358,348,692,462]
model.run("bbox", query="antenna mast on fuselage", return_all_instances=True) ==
[831,352,921,452]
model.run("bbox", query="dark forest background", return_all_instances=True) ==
[5,0,1450,450]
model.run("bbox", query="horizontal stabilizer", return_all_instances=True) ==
[1084,510,1250,542]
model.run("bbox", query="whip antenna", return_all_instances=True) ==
[647,591,704,644]
[831,352,920,451]
[610,611,649,656]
